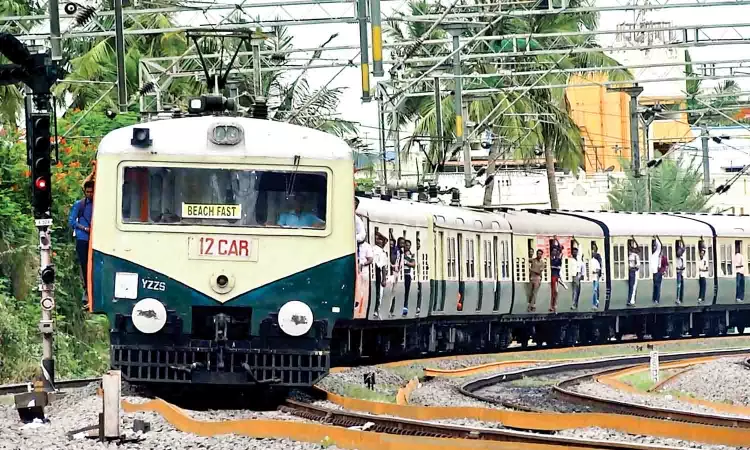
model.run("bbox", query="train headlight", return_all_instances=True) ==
[278,301,314,337]
[209,123,243,145]
[131,298,167,334]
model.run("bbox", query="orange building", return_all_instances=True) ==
[565,73,693,174]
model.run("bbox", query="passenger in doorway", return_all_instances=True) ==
[591,248,602,310]
[698,248,709,303]
[354,235,374,316]
[69,180,94,307]
[675,241,685,305]
[650,236,663,304]
[550,246,562,313]
[570,246,584,310]
[528,249,544,312]
[627,238,640,306]
[372,234,389,319]
[401,240,415,316]
[354,197,366,259]
[734,242,745,303]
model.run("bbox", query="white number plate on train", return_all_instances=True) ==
[188,236,259,262]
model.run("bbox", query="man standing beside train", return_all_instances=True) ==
[69,180,94,307]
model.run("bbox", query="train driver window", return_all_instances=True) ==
[121,166,328,229]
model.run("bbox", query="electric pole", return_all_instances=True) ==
[443,23,471,188]
[608,84,644,177]
[114,0,127,113]
[701,124,711,194]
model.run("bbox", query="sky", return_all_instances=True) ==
[176,0,750,147]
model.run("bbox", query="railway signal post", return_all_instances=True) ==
[0,32,61,418]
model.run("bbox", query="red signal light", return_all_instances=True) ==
[35,177,48,190]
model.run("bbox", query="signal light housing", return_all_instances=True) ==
[28,112,52,218]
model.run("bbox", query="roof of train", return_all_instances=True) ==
[503,210,604,237]
[356,197,512,232]
[669,213,750,237]
[97,116,352,160]
[562,210,713,237]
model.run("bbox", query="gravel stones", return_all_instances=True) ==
[658,357,750,407]
[0,384,345,450]
[556,427,750,450]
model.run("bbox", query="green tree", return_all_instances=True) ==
[607,156,710,212]
[386,0,631,208]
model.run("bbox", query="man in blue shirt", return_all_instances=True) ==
[69,181,94,304]
[278,195,324,228]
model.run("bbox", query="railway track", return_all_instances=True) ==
[461,347,750,429]
[279,399,680,449]
[0,377,100,397]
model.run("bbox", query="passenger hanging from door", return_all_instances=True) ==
[675,239,685,305]
[734,240,745,303]
[591,242,602,310]
[698,246,709,304]
[528,249,544,313]
[627,237,640,306]
[650,236,663,305]
[570,243,584,310]
[401,240,415,316]
[372,233,389,319]
[550,241,562,313]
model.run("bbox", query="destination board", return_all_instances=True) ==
[182,203,241,219]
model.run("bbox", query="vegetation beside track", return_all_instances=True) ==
[0,110,132,383]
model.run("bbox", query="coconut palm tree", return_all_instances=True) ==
[386,0,632,207]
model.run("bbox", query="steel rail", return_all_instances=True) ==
[0,377,100,397]
[461,347,750,429]
[280,398,685,449]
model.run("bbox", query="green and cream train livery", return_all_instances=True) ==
[88,115,356,387]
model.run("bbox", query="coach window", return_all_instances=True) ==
[720,244,733,276]
[121,166,328,229]
[613,244,625,279]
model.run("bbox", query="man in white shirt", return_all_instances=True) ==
[570,246,585,309]
[372,234,389,318]
[591,249,602,309]
[628,238,640,306]
[698,248,709,303]
[354,240,374,318]
[650,236,662,304]
[734,242,745,303]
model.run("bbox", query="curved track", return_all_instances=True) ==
[461,348,750,429]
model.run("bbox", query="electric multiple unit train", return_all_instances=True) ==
[87,112,750,388]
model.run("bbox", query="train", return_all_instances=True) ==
[86,105,750,389]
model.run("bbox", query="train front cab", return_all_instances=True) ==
[88,118,356,387]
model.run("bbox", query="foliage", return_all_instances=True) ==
[684,51,750,126]
[607,156,710,213]
[385,0,632,207]
[0,113,123,383]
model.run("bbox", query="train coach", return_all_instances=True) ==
[338,199,750,363]
[87,113,358,387]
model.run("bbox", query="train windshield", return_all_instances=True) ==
[120,166,327,229]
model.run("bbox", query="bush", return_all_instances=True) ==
[0,109,136,383]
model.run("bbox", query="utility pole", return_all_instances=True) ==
[370,0,383,77]
[357,0,371,102]
[608,84,644,177]
[443,23,470,188]
[114,0,127,113]
[377,86,388,189]
[48,0,61,61]
[433,76,443,171]
[701,124,711,194]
